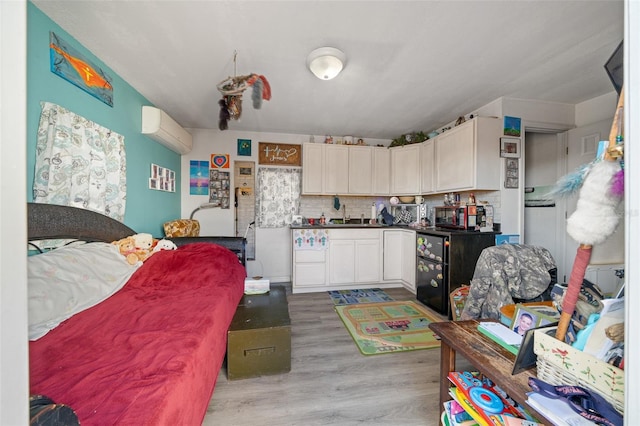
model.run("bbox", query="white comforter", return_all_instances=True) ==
[28,242,140,340]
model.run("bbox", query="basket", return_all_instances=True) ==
[534,326,624,414]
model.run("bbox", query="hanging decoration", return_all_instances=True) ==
[217,51,271,131]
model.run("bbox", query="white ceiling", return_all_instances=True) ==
[33,1,623,140]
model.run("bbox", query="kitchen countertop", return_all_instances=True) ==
[290,223,499,235]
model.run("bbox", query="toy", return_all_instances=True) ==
[154,239,177,252]
[112,236,142,265]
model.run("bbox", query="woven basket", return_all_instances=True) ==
[534,328,624,414]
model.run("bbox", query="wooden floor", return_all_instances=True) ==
[203,286,468,426]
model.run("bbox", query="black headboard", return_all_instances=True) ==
[27,203,135,242]
[27,203,247,265]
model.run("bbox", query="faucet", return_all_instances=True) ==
[342,204,346,223]
[360,213,365,224]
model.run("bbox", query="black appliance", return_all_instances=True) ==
[416,230,496,317]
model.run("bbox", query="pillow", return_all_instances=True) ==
[28,242,140,340]
[164,219,200,237]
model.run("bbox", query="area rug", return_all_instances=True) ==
[335,301,442,355]
[328,288,394,305]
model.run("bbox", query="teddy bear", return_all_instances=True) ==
[153,239,177,252]
[112,236,143,265]
[131,233,156,262]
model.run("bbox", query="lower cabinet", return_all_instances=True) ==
[383,229,416,292]
[292,249,326,288]
[328,229,381,285]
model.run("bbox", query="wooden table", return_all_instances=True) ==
[429,320,552,425]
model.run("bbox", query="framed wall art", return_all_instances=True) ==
[500,137,521,158]
[504,157,519,189]
[258,142,301,166]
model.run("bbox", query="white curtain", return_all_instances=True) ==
[33,102,127,221]
[256,167,301,228]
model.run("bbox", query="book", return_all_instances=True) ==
[443,399,479,426]
[526,391,595,426]
[448,371,536,425]
[477,322,522,355]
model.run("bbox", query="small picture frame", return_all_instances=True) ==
[500,137,521,158]
[511,304,560,336]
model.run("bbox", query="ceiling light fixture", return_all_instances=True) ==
[307,47,346,80]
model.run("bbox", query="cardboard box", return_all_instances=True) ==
[534,326,624,413]
[244,278,270,294]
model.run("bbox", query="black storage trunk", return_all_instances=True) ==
[227,286,291,380]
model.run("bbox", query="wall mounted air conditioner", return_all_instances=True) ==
[141,106,193,154]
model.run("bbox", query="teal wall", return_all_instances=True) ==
[27,2,180,237]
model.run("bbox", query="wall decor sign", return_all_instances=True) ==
[500,137,521,158]
[209,170,230,209]
[149,163,175,192]
[189,160,209,195]
[503,116,521,137]
[237,139,252,156]
[258,142,301,166]
[210,153,230,168]
[49,32,114,107]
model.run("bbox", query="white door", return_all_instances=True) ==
[523,132,566,278]
[564,118,624,282]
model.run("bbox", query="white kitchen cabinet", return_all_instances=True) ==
[401,230,416,292]
[348,145,373,194]
[302,143,324,194]
[434,116,501,192]
[293,249,326,288]
[420,139,435,194]
[390,144,421,195]
[383,230,403,280]
[324,144,349,194]
[372,147,390,195]
[328,229,381,285]
[383,229,416,291]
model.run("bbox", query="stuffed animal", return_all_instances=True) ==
[112,236,142,265]
[154,239,177,252]
[130,233,156,262]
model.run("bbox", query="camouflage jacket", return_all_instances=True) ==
[460,244,556,320]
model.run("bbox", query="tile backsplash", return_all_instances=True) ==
[299,190,501,223]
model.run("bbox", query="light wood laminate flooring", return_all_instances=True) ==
[203,286,471,426]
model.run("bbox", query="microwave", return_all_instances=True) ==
[434,205,487,230]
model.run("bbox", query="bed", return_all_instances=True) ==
[27,203,247,425]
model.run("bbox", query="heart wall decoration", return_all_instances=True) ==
[210,154,230,169]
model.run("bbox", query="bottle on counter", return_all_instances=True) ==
[320,212,326,225]
[468,193,476,205]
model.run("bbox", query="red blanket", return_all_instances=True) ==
[30,243,245,425]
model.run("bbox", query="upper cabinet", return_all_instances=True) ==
[420,139,435,194]
[302,143,324,194]
[390,144,421,195]
[372,147,390,195]
[434,116,501,192]
[324,145,349,194]
[348,146,373,194]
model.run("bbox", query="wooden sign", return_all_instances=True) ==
[258,142,301,166]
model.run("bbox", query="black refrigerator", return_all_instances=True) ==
[416,230,496,317]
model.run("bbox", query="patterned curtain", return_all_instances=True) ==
[256,167,301,228]
[33,102,127,221]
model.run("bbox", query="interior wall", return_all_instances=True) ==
[27,2,180,236]
[1,1,29,423]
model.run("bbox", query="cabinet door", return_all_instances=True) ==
[401,230,416,291]
[324,145,349,194]
[391,145,421,194]
[302,143,324,194]
[383,230,403,280]
[435,122,475,191]
[348,146,373,194]
[328,239,355,284]
[420,140,434,194]
[355,239,380,282]
[372,147,390,195]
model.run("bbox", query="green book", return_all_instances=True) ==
[477,322,522,355]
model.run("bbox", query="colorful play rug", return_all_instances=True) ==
[328,288,394,305]
[335,301,442,355]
